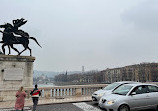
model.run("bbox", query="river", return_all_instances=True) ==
[37,83,56,87]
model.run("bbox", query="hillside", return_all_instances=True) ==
[33,70,82,78]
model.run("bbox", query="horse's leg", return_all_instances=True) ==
[19,41,30,56]
[2,44,7,54]
[27,46,32,56]
[19,48,27,55]
[8,45,11,55]
[10,44,20,55]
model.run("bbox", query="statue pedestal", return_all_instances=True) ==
[0,55,35,89]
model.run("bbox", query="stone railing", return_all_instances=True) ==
[0,84,107,101]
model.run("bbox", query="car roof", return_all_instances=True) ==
[121,83,158,87]
[114,81,140,84]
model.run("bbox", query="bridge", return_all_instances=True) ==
[0,84,156,111]
[0,84,106,110]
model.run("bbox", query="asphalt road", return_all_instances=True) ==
[30,102,105,111]
[0,102,156,111]
[32,102,156,111]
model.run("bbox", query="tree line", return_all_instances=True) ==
[54,70,105,84]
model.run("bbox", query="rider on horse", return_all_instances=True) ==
[0,18,29,42]
[0,23,19,42]
[0,18,41,56]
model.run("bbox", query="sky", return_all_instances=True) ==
[0,0,158,72]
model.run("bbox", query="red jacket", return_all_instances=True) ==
[30,88,41,97]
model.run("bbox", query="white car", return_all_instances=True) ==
[92,81,139,103]
[99,83,158,111]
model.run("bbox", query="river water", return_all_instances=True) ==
[37,83,56,87]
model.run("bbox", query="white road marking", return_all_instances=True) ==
[0,106,31,111]
[73,102,102,111]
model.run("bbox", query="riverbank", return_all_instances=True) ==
[34,82,108,87]
[53,81,108,86]
[35,83,55,87]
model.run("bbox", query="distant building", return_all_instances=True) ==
[102,63,158,83]
[82,66,85,73]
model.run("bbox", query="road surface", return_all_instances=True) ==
[0,102,156,111]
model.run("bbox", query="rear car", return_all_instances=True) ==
[92,81,138,103]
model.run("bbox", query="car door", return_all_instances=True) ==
[146,85,158,108]
[128,85,149,110]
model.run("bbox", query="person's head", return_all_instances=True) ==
[19,86,24,92]
[35,84,38,88]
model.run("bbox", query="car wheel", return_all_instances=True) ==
[118,104,130,111]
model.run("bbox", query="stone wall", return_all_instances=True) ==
[0,55,35,89]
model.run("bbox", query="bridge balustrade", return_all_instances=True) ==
[0,84,107,101]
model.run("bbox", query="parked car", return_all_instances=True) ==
[92,81,138,103]
[99,83,158,111]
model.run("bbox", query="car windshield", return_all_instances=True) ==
[103,83,120,90]
[113,84,133,95]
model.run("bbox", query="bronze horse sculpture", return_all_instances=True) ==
[0,23,42,56]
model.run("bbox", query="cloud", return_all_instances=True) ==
[122,0,158,32]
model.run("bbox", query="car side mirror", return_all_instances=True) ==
[131,92,136,95]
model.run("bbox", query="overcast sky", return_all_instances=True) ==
[0,0,158,72]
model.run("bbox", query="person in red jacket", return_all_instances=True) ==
[30,84,41,111]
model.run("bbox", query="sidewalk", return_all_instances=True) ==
[0,96,92,109]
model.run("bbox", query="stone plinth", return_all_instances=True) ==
[0,55,35,89]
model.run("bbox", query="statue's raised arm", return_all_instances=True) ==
[13,18,27,28]
[12,18,29,38]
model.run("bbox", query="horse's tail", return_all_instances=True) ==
[30,37,42,48]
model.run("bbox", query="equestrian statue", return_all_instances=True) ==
[0,18,42,56]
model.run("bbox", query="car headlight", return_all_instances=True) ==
[98,93,105,97]
[107,100,115,105]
